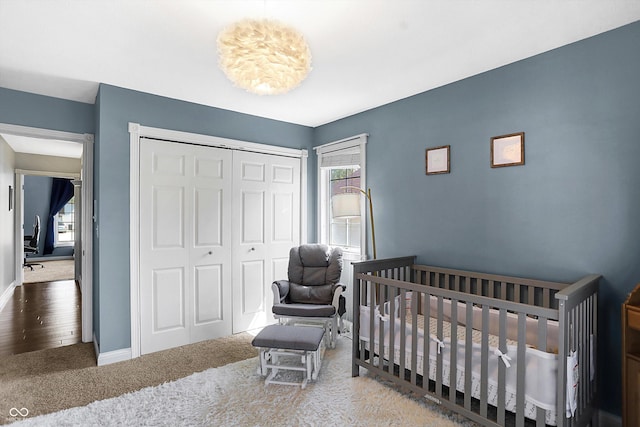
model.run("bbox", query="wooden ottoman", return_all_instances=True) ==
[251,324,325,389]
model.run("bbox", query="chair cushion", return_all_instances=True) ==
[289,283,333,304]
[251,325,324,351]
[288,244,342,287]
[272,303,336,318]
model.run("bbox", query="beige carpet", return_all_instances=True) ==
[6,336,477,427]
[0,333,258,425]
[23,260,74,284]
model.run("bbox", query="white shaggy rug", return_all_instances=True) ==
[12,339,475,426]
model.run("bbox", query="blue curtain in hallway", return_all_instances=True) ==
[44,178,74,255]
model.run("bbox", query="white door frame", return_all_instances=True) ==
[1,123,94,343]
[129,122,308,359]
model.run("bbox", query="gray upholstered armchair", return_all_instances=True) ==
[272,244,346,348]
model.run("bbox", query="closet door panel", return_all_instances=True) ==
[140,140,232,353]
[233,151,300,333]
[268,158,300,286]
[193,264,223,324]
[140,140,191,354]
[241,191,265,244]
[188,144,232,343]
[152,267,186,331]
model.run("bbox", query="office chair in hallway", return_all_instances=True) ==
[24,215,44,270]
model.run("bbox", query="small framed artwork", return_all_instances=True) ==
[425,145,450,175]
[8,185,13,211]
[491,132,524,168]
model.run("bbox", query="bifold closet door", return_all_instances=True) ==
[232,151,300,333]
[139,139,232,355]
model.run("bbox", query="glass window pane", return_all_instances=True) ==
[348,220,361,247]
[330,222,347,246]
[328,167,361,251]
[55,197,75,244]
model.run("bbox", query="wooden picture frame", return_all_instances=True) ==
[491,132,524,168]
[426,145,450,175]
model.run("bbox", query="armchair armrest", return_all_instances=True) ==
[272,280,291,305]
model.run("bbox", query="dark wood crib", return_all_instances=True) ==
[352,256,600,427]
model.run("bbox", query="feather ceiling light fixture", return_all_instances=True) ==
[217,18,312,95]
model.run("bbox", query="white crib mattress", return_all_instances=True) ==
[359,305,559,425]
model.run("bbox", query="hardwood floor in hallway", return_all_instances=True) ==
[0,280,81,357]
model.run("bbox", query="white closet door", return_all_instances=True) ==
[232,151,300,333]
[139,139,232,354]
[188,144,233,343]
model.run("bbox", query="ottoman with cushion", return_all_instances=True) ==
[251,324,325,388]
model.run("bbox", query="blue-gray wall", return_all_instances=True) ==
[0,87,94,134]
[93,84,314,352]
[23,175,74,258]
[314,21,640,416]
[23,175,50,257]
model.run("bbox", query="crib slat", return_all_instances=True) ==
[528,285,534,305]
[497,308,507,426]
[388,286,396,374]
[450,298,458,404]
[579,301,586,415]
[436,295,444,396]
[370,278,377,370]
[423,290,429,393]
[410,290,418,385]
[480,305,489,418]
[543,287,550,308]
[422,293,431,390]
[536,407,546,427]
[516,312,526,427]
[464,302,473,411]
[399,288,406,377]
[538,317,548,352]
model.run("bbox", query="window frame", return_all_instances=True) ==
[53,196,75,247]
[314,134,368,258]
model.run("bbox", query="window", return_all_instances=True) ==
[54,196,75,246]
[315,134,367,257]
[329,168,361,250]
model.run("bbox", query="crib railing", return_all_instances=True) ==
[352,257,600,427]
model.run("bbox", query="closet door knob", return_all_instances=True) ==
[208,251,212,255]
[250,247,255,251]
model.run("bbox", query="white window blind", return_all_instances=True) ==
[319,146,360,168]
[314,134,367,168]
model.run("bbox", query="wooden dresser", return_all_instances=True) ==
[623,284,640,427]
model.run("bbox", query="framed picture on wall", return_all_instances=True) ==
[425,145,450,175]
[491,132,524,168]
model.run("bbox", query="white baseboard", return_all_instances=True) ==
[27,255,74,262]
[0,281,16,312]
[93,332,132,366]
[600,410,621,427]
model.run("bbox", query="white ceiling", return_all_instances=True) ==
[1,1,639,127]
[1,133,83,158]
